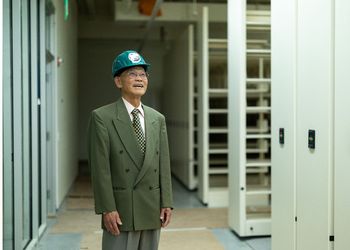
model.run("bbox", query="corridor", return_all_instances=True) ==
[4,1,350,249]
[36,172,270,250]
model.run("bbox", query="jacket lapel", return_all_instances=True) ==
[112,99,144,170]
[134,106,157,186]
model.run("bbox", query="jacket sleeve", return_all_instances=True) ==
[87,111,116,214]
[159,116,173,208]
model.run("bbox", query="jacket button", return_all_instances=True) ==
[119,150,123,154]
[156,151,159,155]
[154,169,157,172]
[125,169,130,173]
[149,186,153,190]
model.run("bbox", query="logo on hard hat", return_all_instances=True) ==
[128,52,142,63]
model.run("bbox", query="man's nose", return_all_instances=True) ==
[135,74,143,80]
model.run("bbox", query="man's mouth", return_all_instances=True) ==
[133,84,144,88]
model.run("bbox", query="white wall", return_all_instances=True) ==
[78,39,166,160]
[55,0,79,207]
[162,26,193,188]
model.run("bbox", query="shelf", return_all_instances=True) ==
[209,128,228,133]
[208,38,228,50]
[247,82,269,90]
[209,88,228,97]
[246,167,269,174]
[246,134,271,139]
[246,159,271,167]
[246,185,271,195]
[209,109,228,114]
[209,38,228,43]
[246,145,269,154]
[209,167,228,174]
[246,21,271,31]
[246,89,269,95]
[247,39,269,44]
[246,21,271,26]
[246,107,271,113]
[246,213,271,220]
[246,78,271,83]
[246,49,271,54]
[209,148,229,154]
[247,10,271,23]
[246,148,269,154]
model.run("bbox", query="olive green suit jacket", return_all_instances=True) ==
[87,98,173,231]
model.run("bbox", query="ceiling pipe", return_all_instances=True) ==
[137,0,164,53]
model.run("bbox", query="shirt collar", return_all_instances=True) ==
[122,97,144,117]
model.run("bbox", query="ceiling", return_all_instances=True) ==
[76,0,268,46]
[78,0,227,17]
[77,0,270,18]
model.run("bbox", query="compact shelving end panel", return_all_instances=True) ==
[228,0,272,236]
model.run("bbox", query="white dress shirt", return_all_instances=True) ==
[122,97,145,134]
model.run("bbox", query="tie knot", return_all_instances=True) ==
[131,108,139,116]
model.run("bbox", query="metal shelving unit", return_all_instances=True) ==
[197,6,228,207]
[228,1,272,236]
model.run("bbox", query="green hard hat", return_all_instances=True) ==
[112,50,150,77]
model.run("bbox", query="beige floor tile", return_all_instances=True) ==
[45,177,229,250]
[80,231,103,250]
[66,197,95,210]
[169,207,228,229]
[69,176,93,198]
[159,229,224,250]
[50,210,100,234]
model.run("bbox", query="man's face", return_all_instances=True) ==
[114,66,148,99]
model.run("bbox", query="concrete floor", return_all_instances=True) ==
[36,175,270,250]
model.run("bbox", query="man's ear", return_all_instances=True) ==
[114,76,122,89]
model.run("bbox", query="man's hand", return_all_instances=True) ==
[160,208,172,228]
[103,211,123,236]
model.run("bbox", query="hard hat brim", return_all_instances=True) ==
[113,64,150,78]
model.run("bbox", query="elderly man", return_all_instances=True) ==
[88,50,173,250]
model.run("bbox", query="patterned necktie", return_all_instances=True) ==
[131,109,146,154]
